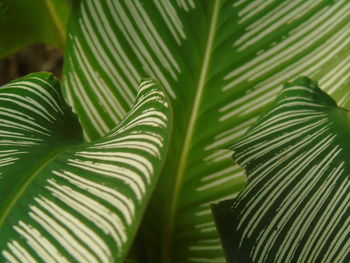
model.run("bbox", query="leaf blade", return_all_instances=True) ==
[0,74,172,263]
[216,77,350,262]
[0,0,71,57]
[62,1,350,261]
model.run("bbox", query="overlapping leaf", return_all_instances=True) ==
[0,73,171,262]
[62,0,350,261]
[214,77,350,262]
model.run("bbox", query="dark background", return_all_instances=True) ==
[0,44,63,86]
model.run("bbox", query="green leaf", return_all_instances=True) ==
[214,77,350,262]
[0,73,171,262]
[0,0,71,58]
[62,0,350,261]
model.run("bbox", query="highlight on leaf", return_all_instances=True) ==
[0,73,172,263]
[213,77,350,263]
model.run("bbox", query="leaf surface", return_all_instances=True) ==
[0,0,71,57]
[0,73,171,263]
[214,77,350,262]
[62,1,350,261]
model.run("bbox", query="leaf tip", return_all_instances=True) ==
[284,76,317,89]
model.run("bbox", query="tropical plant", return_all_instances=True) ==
[0,73,171,262]
[213,77,350,262]
[0,0,349,262]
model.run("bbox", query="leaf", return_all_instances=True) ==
[0,73,171,262]
[0,0,71,58]
[213,77,350,262]
[62,0,350,261]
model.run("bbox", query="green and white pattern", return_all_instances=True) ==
[0,73,171,262]
[62,0,350,261]
[215,77,350,262]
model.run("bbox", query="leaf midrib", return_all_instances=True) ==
[161,1,221,261]
[0,144,73,228]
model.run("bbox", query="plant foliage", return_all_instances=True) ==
[0,0,349,262]
[0,0,71,58]
[62,0,350,261]
[213,77,350,262]
[0,73,171,262]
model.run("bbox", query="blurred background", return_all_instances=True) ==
[0,44,63,86]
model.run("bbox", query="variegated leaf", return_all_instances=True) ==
[62,0,350,261]
[213,77,350,262]
[0,73,171,263]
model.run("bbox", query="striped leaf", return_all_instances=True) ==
[0,73,171,262]
[0,0,71,57]
[213,77,350,262]
[62,0,350,261]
